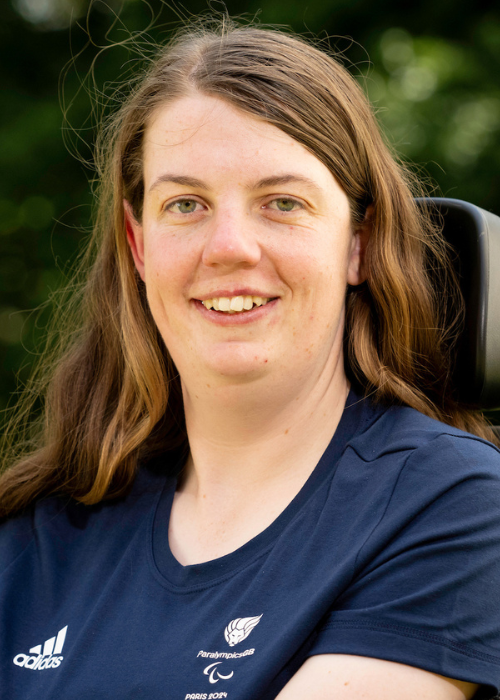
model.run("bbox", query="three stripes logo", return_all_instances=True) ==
[13,626,68,670]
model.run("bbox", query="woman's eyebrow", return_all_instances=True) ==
[251,174,323,195]
[148,173,323,195]
[148,174,207,193]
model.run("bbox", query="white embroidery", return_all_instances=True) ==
[13,626,68,670]
[224,615,262,647]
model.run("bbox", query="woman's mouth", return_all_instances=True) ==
[201,295,272,314]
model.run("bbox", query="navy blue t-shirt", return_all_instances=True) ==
[2,393,500,700]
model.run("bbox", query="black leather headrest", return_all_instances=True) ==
[422,198,500,409]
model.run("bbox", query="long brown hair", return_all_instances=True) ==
[1,18,496,519]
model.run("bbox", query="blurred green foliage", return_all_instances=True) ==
[1,0,500,418]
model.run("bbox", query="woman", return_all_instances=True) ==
[1,19,500,700]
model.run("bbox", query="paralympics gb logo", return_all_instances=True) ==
[224,615,262,647]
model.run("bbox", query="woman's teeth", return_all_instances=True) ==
[202,296,270,313]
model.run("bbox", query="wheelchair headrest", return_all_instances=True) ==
[423,198,500,409]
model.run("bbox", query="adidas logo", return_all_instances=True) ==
[13,626,68,670]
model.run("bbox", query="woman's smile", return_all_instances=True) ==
[194,295,279,326]
[200,295,272,313]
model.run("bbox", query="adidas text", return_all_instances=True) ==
[13,654,63,670]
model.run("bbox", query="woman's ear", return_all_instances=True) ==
[124,200,146,281]
[347,204,373,286]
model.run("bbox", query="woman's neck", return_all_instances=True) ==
[179,350,350,496]
[168,352,350,565]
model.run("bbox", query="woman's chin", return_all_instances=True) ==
[198,345,275,382]
[209,358,271,381]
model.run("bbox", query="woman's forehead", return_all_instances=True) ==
[146,94,299,156]
[143,94,339,195]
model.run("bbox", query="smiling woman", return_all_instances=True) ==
[1,17,500,700]
[125,95,360,388]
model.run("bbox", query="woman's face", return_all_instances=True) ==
[126,94,367,392]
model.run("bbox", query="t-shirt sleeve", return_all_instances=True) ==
[309,433,500,698]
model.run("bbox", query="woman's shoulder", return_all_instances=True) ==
[352,395,500,464]
[340,395,500,508]
[0,465,169,574]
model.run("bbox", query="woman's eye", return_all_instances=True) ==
[267,198,302,212]
[167,199,202,214]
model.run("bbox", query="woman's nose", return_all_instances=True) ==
[201,211,262,268]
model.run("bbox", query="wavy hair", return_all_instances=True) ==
[1,18,497,519]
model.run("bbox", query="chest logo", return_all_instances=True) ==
[224,614,262,647]
[203,661,235,684]
[13,625,68,671]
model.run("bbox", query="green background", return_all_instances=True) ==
[1,0,500,419]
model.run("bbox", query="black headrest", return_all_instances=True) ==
[422,198,500,409]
